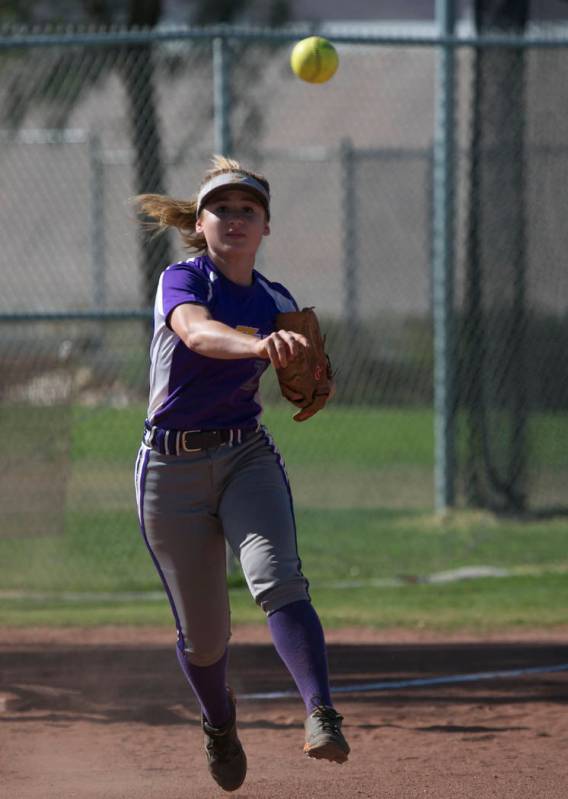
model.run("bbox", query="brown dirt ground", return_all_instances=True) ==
[2,625,568,799]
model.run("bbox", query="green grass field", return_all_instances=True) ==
[1,403,567,631]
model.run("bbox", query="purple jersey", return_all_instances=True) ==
[147,255,298,430]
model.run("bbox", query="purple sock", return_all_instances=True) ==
[176,644,231,727]
[267,599,333,713]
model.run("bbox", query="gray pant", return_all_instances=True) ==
[134,428,309,666]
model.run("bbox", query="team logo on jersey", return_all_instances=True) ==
[236,325,261,337]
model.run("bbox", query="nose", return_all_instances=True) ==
[227,213,245,227]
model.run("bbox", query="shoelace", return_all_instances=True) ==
[312,706,344,733]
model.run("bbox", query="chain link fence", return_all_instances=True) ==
[0,25,567,595]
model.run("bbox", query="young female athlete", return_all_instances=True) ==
[133,155,349,792]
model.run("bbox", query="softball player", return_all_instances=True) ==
[133,156,349,792]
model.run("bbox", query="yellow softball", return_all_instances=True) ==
[290,36,339,84]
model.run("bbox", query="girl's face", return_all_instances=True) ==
[196,189,270,261]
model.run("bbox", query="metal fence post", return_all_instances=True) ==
[341,138,358,324]
[88,131,106,312]
[213,36,232,156]
[432,0,456,512]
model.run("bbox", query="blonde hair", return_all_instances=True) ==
[133,155,270,253]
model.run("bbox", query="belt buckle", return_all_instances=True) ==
[181,430,202,453]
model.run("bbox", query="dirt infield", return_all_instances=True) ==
[2,625,568,798]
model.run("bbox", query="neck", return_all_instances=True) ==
[207,250,255,286]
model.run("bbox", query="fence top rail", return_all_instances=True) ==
[0,310,153,322]
[1,24,568,50]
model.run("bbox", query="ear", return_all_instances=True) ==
[195,215,204,233]
[263,222,270,237]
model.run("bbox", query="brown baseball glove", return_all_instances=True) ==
[274,307,334,422]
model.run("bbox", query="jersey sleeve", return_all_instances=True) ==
[160,262,210,327]
[269,280,299,312]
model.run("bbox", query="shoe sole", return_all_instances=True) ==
[304,741,349,764]
[208,749,247,791]
[210,767,247,792]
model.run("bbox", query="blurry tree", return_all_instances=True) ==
[122,0,171,307]
[0,0,290,306]
[462,0,529,512]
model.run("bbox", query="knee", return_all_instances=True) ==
[258,577,310,616]
[178,636,229,667]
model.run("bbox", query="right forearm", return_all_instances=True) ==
[183,319,263,360]
[171,305,308,368]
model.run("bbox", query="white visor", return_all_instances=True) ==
[196,172,270,218]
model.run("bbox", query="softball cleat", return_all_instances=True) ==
[202,689,247,792]
[303,704,350,764]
